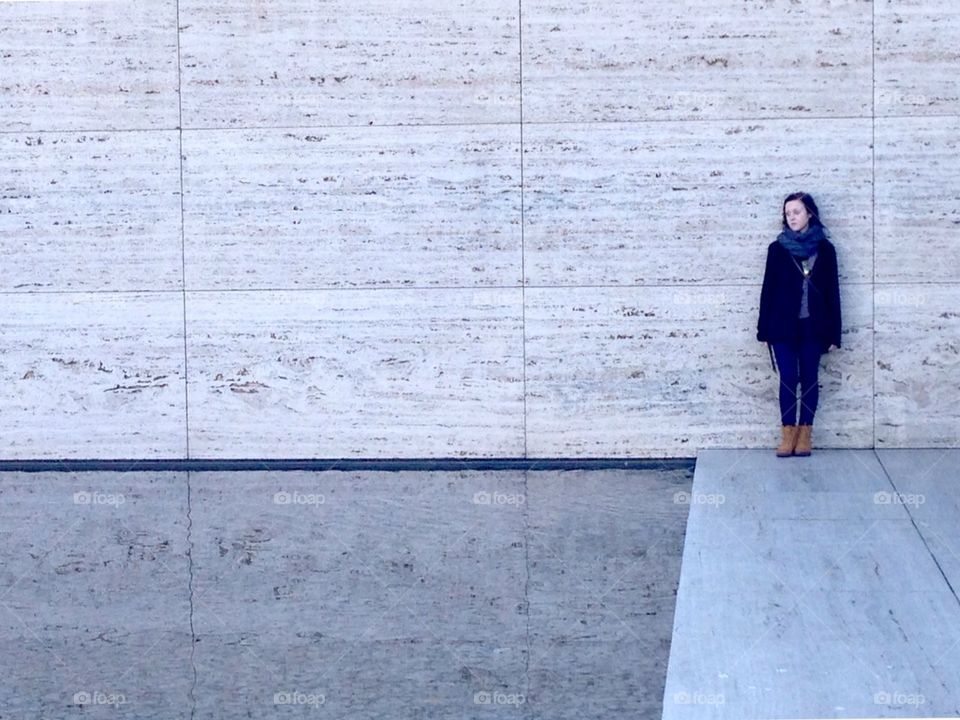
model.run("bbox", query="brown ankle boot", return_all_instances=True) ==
[776,425,799,457]
[795,424,812,456]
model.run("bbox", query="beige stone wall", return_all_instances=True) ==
[1,1,957,457]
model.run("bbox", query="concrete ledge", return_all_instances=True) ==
[662,448,960,720]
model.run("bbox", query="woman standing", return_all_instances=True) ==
[757,192,842,457]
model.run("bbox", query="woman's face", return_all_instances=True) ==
[784,199,811,232]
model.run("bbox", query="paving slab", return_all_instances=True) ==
[0,472,192,719]
[663,449,960,720]
[877,449,960,594]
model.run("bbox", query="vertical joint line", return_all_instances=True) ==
[174,6,196,718]
[871,0,877,448]
[175,0,190,458]
[519,0,527,458]
[185,471,198,718]
[522,469,531,719]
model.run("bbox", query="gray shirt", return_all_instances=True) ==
[798,252,818,319]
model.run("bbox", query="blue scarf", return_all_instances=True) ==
[777,224,826,259]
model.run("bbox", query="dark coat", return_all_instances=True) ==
[757,237,842,353]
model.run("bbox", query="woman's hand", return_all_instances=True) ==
[827,344,838,352]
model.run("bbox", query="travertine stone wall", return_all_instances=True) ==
[1,1,957,458]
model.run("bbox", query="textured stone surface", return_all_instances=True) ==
[182,125,522,290]
[875,0,960,115]
[0,293,187,459]
[6,456,960,718]
[191,638,529,720]
[663,449,960,720]
[189,469,530,718]
[185,288,525,458]
[0,0,179,132]
[524,284,873,457]
[178,0,520,128]
[2,1,960,457]
[876,449,960,590]
[666,589,960,719]
[190,470,529,638]
[683,517,940,595]
[875,116,960,283]
[525,468,691,719]
[0,472,191,718]
[0,467,693,719]
[687,446,919,520]
[522,119,873,286]
[522,0,872,122]
[875,283,960,448]
[0,131,183,293]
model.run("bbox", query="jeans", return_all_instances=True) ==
[771,318,822,426]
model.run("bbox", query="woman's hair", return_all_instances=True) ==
[781,191,824,230]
